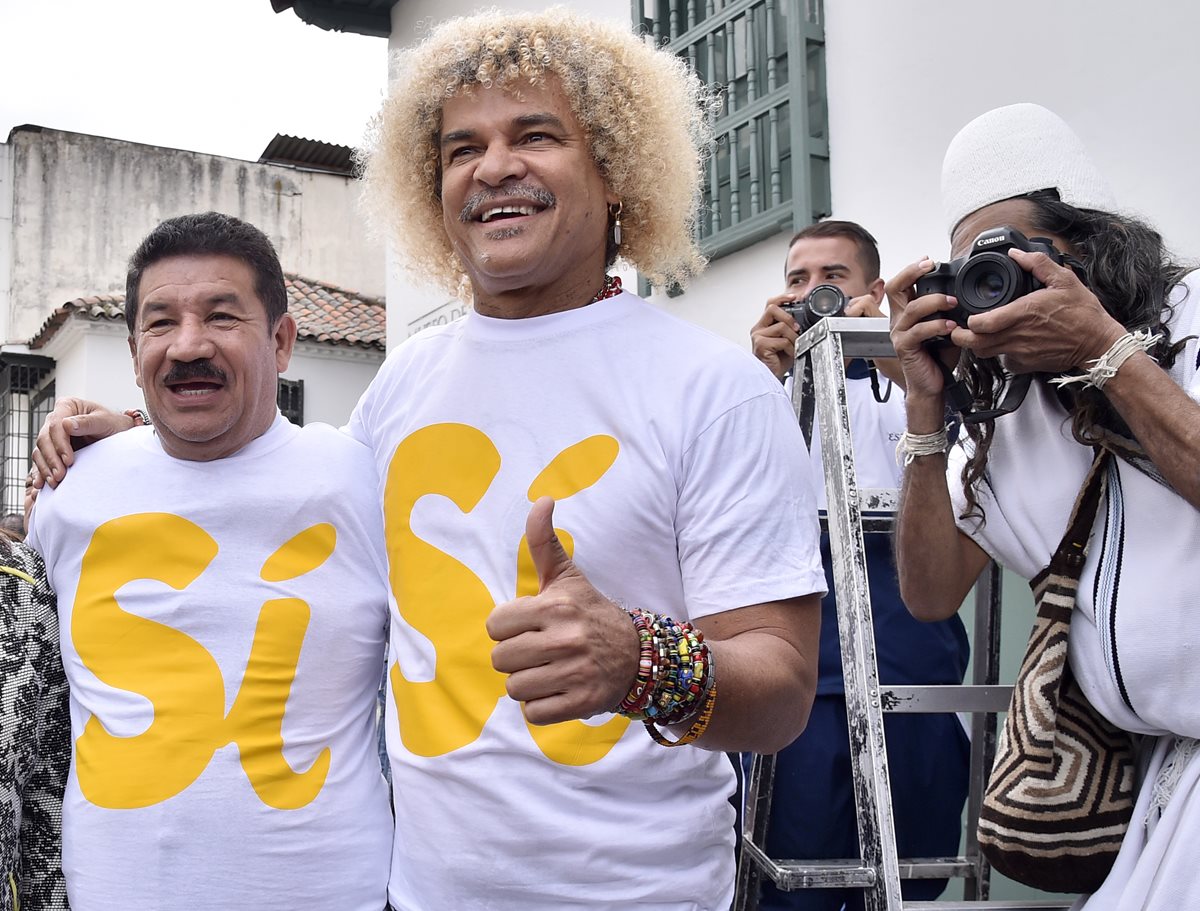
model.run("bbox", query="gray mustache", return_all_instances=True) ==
[459,185,556,223]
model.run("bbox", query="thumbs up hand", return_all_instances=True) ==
[524,494,579,591]
[487,496,640,725]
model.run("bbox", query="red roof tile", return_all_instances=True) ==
[283,274,385,350]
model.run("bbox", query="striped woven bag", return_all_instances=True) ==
[978,450,1137,894]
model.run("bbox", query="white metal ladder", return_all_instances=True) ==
[734,317,1073,911]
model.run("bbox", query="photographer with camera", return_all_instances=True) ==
[751,221,904,386]
[749,220,970,911]
[889,103,1200,909]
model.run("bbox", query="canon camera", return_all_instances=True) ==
[782,284,848,331]
[915,226,1076,327]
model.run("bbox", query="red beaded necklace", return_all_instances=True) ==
[589,275,623,303]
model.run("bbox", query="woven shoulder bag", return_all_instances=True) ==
[977,449,1137,894]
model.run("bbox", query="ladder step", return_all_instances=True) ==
[860,487,899,512]
[896,856,975,879]
[762,859,877,889]
[881,684,1013,713]
[818,490,899,535]
[904,902,1075,910]
[795,316,896,359]
[749,846,985,889]
[743,841,875,888]
[820,513,896,534]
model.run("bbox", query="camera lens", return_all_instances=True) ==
[972,270,1007,303]
[806,285,847,318]
[956,255,1023,314]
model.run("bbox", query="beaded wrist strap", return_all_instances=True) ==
[645,681,718,748]
[1050,328,1161,391]
[895,426,950,466]
[615,608,717,745]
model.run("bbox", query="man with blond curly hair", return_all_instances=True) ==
[351,10,823,909]
[32,9,825,909]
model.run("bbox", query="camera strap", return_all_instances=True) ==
[935,359,1034,425]
[866,361,893,404]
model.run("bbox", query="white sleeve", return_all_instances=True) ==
[674,391,826,620]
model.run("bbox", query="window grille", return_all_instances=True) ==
[0,355,55,518]
[278,378,305,426]
[632,0,831,259]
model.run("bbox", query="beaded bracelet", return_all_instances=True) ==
[615,608,715,734]
[645,680,718,748]
[644,622,707,724]
[615,609,658,717]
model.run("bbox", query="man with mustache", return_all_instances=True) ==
[25,212,392,910]
[346,10,823,909]
[33,10,825,908]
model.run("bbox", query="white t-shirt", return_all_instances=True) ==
[948,273,1200,909]
[26,415,393,911]
[348,290,825,911]
[802,367,905,511]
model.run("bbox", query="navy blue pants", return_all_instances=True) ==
[750,695,970,910]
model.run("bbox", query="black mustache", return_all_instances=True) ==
[459,185,556,223]
[164,361,227,385]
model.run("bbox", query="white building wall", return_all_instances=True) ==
[382,0,1200,351]
[655,1,1200,345]
[0,141,12,343]
[281,340,384,426]
[5,127,385,344]
[821,0,1200,281]
[652,233,791,345]
[38,320,142,409]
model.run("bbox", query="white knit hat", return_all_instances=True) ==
[940,103,1117,236]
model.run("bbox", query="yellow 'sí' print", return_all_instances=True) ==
[386,424,626,764]
[520,434,630,765]
[228,524,338,809]
[72,514,334,810]
[385,423,509,757]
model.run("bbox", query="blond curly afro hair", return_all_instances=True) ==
[358,7,720,298]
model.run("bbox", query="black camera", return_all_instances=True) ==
[915,226,1074,327]
[782,284,848,331]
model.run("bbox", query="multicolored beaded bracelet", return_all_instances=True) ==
[644,623,707,723]
[614,607,716,739]
[615,609,658,717]
[645,680,717,748]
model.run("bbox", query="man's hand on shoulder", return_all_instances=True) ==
[487,497,639,724]
[32,398,136,489]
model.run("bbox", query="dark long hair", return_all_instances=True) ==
[958,191,1194,521]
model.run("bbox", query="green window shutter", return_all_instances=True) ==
[631,0,831,262]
